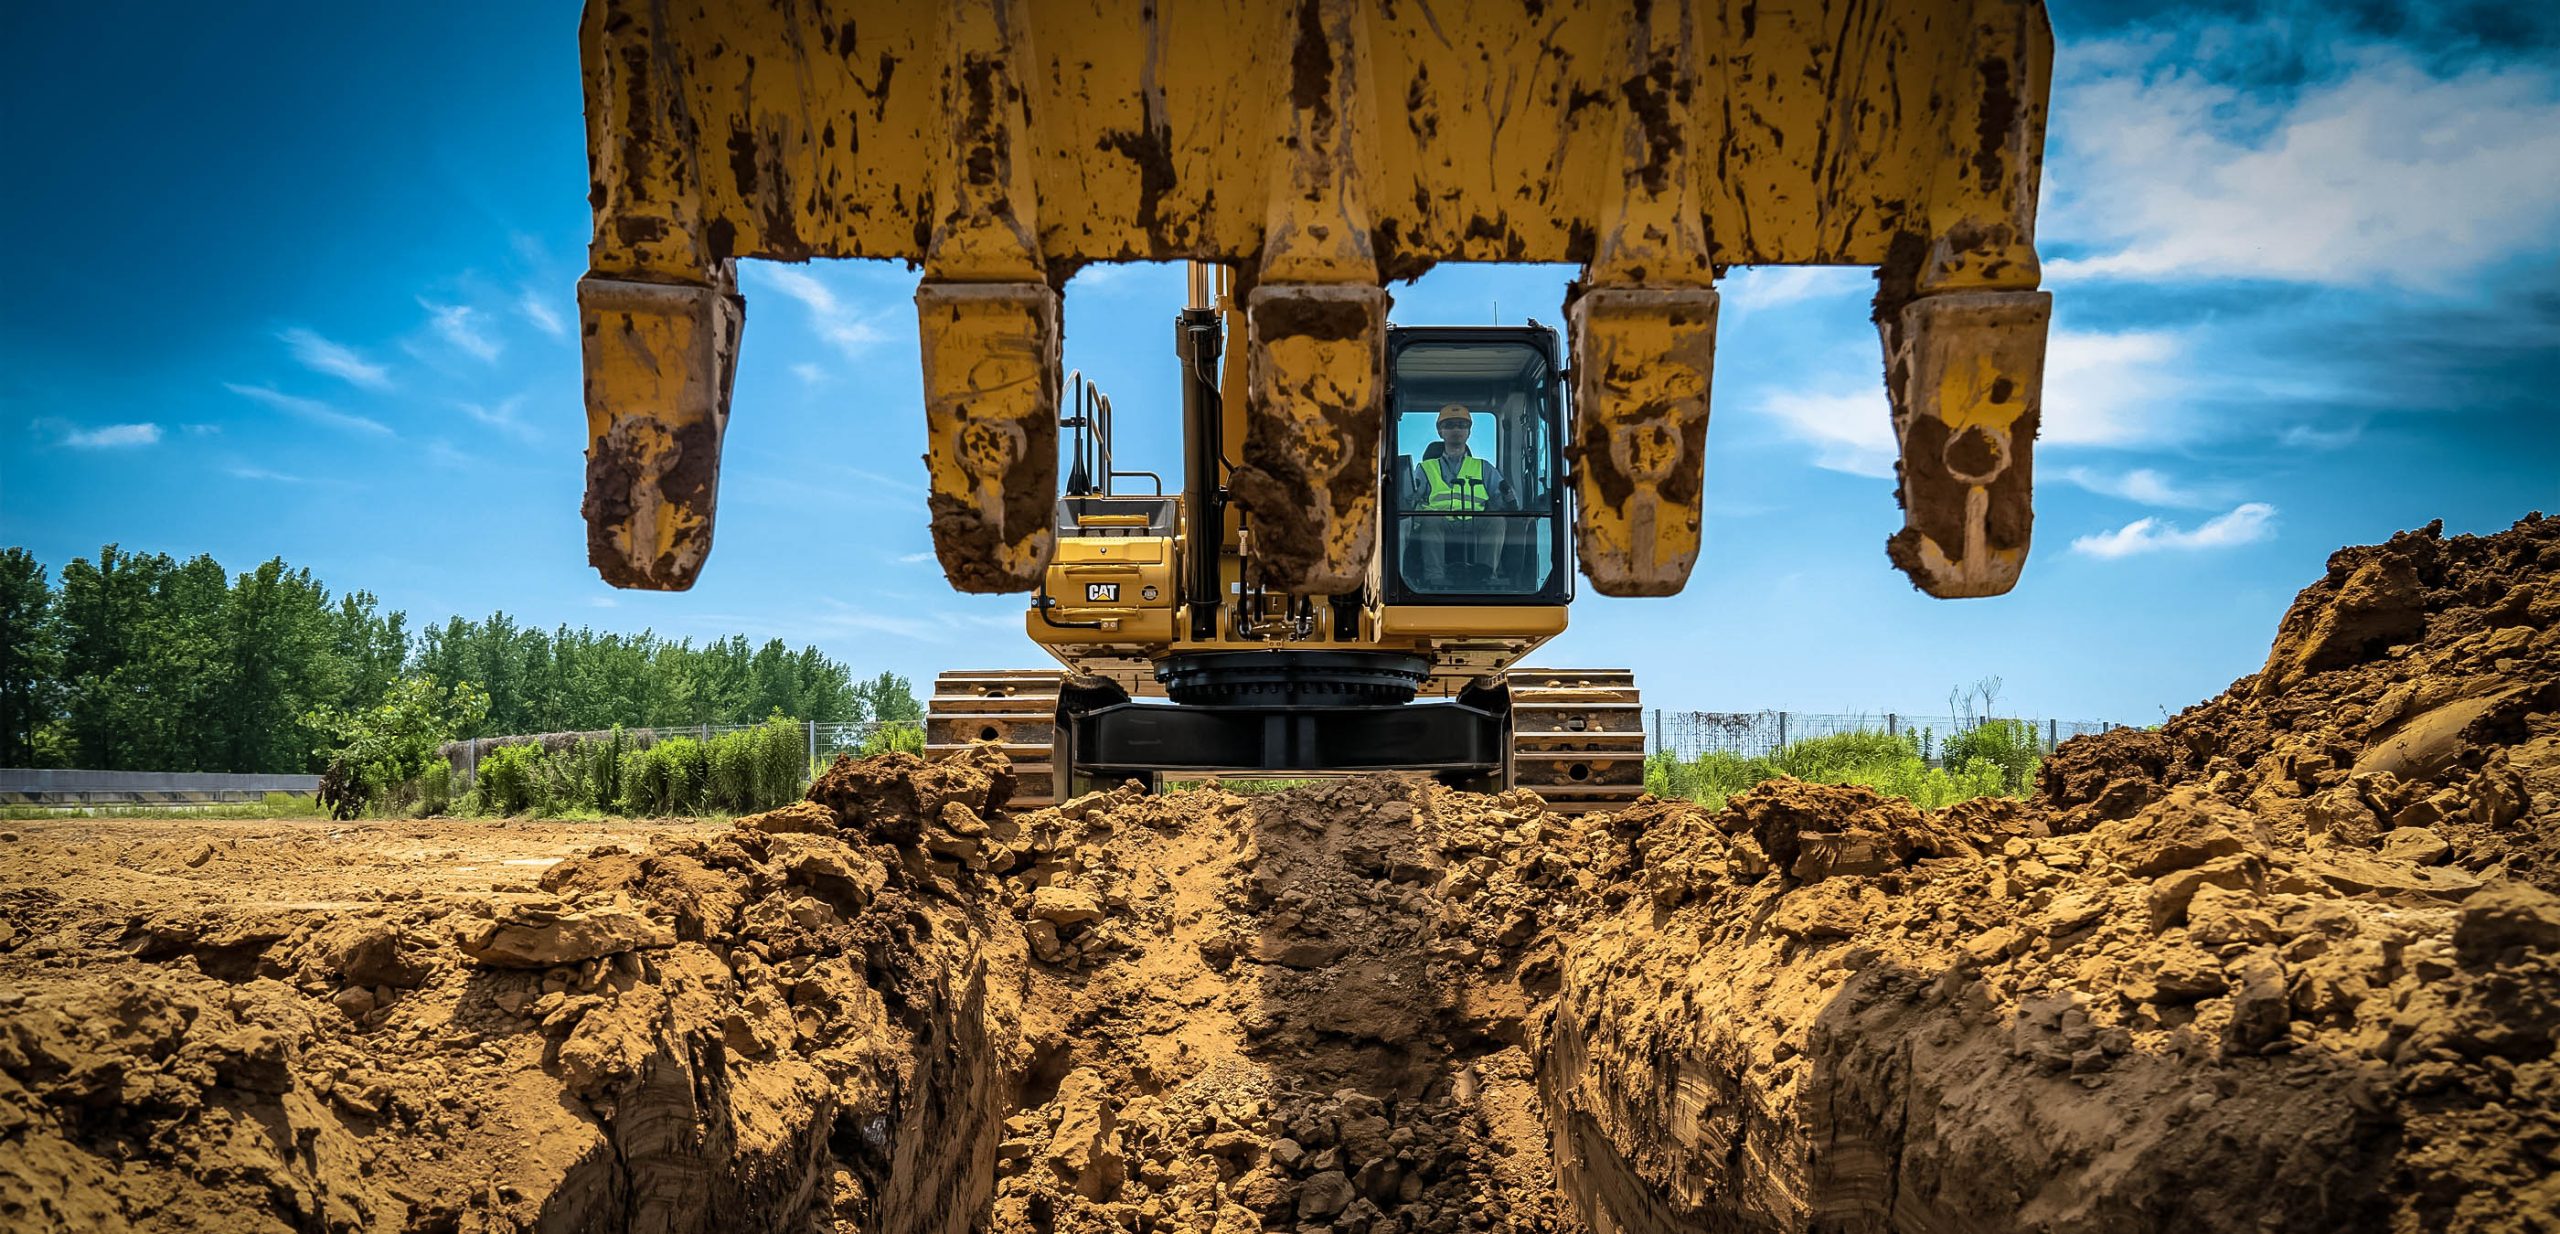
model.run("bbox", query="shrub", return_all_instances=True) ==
[478,742,544,815]
[1646,725,2027,811]
[416,760,454,816]
[1769,731,1920,783]
[693,717,810,814]
[625,735,708,815]
[1942,719,2040,793]
[1644,750,1774,810]
[857,721,925,757]
[306,676,490,818]
[586,730,627,812]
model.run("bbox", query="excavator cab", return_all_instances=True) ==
[1386,327,1569,606]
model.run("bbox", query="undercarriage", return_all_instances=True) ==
[925,660,1643,814]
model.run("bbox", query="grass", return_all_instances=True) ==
[1645,729,2027,811]
[0,792,328,821]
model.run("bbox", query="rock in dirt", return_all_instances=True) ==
[454,894,675,968]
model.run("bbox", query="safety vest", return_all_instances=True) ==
[1421,455,1489,517]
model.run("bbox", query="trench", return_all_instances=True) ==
[2,515,2554,1233]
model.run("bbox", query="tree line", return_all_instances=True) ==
[0,545,914,773]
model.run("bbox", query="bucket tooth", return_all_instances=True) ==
[917,281,1061,593]
[576,271,743,591]
[1568,287,1720,597]
[1232,282,1389,596]
[1879,288,2051,598]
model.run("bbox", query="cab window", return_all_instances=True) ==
[1384,338,1563,601]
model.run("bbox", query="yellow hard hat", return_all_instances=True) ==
[1437,403,1470,426]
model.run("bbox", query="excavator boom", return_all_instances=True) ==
[578,0,2052,599]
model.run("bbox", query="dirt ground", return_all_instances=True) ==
[3,514,2555,1233]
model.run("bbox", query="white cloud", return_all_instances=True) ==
[224,382,393,436]
[842,466,926,498]
[1753,325,2189,473]
[279,328,391,389]
[2046,44,2560,290]
[518,289,566,339]
[2057,466,2219,509]
[1757,388,1894,478]
[420,299,503,362]
[809,598,950,642]
[63,422,163,449]
[895,551,937,565]
[1721,266,1868,312]
[2280,421,2364,449]
[224,464,308,484]
[2070,502,2278,558]
[791,362,827,384]
[754,266,887,359]
[2041,329,2188,447]
[458,395,537,442]
[1068,264,1139,292]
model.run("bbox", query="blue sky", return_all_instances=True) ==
[3,1,2554,724]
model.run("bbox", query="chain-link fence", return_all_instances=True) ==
[1648,710,2123,763]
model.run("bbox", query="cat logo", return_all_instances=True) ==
[1085,583,1120,603]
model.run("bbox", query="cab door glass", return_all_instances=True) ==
[1387,340,1561,599]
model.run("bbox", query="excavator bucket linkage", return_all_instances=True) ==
[578,0,2053,599]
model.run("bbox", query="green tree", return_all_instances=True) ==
[138,553,234,770]
[215,559,338,773]
[55,545,171,768]
[331,591,408,715]
[0,548,57,765]
[308,676,490,817]
[853,671,922,724]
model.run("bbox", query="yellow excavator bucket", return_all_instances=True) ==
[577,0,2052,599]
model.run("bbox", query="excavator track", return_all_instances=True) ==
[932,667,1645,816]
[925,670,1064,810]
[1507,668,1647,816]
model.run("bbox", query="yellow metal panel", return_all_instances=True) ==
[1378,605,1570,639]
[584,0,2049,274]
[1055,537,1167,566]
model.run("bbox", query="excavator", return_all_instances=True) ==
[570,0,2055,812]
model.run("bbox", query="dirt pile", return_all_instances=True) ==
[1,515,2553,1233]
[1,752,1029,1233]
[2042,516,2560,888]
[1543,514,2560,1233]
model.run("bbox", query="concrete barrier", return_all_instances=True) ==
[0,768,322,807]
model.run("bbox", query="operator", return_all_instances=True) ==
[1411,403,1513,588]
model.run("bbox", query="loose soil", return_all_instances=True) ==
[3,515,2555,1233]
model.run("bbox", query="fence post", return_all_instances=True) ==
[1887,713,1898,738]
[1651,707,1662,755]
[808,720,818,769]
[2048,718,2058,751]
[1777,710,1789,750]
